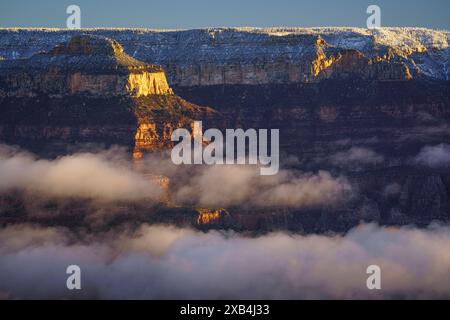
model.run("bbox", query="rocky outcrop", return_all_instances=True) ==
[311,48,412,81]
[196,208,230,226]
[0,35,220,157]
[0,35,173,97]
[131,95,219,158]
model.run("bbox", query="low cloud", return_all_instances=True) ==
[330,147,384,167]
[138,151,352,208]
[382,183,402,198]
[0,144,351,209]
[174,166,351,208]
[414,143,450,168]
[0,145,162,202]
[1,223,450,299]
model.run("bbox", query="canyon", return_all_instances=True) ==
[1,28,450,233]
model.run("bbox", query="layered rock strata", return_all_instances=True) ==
[0,35,218,156]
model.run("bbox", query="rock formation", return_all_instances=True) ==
[1,28,450,232]
[0,35,173,97]
[0,34,219,157]
[0,28,448,86]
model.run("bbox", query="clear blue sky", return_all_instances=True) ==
[0,0,449,29]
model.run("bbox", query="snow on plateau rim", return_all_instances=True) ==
[1,27,449,50]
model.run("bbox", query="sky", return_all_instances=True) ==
[0,0,449,30]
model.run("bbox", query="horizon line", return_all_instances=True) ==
[0,26,449,33]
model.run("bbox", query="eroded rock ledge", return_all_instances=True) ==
[0,35,220,157]
[0,35,173,97]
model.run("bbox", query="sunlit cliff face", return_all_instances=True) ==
[133,121,193,159]
[65,70,173,96]
[126,72,173,96]
[310,43,413,81]
[133,123,163,159]
[196,208,229,225]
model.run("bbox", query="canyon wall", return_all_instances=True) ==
[1,29,450,231]
[0,28,448,87]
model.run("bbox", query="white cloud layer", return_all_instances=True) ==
[174,166,351,207]
[1,223,450,299]
[0,145,162,201]
[414,143,450,168]
[330,147,384,167]
[0,144,352,208]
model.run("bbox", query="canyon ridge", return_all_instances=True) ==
[1,28,450,233]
